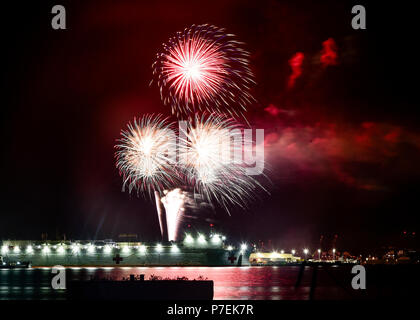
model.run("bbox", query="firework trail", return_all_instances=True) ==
[152,24,255,119]
[115,114,179,198]
[179,113,265,212]
[160,188,188,242]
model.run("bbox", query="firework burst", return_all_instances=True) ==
[179,113,265,211]
[152,24,255,119]
[115,114,178,197]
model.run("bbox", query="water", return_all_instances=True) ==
[0,265,417,300]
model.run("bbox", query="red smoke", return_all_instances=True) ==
[287,52,304,88]
[261,112,420,190]
[320,38,338,67]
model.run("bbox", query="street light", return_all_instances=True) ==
[303,248,309,259]
[332,248,336,260]
[318,249,321,260]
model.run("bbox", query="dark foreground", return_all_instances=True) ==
[1,265,419,300]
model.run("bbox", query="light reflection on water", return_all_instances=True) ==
[0,266,356,300]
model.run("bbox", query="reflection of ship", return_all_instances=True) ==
[1,234,250,267]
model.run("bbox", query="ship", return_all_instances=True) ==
[0,233,250,267]
[249,251,303,266]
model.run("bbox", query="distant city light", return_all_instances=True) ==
[303,248,309,255]
[139,245,147,254]
[185,234,194,244]
[332,248,336,253]
[156,244,163,252]
[291,249,296,255]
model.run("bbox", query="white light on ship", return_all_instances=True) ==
[156,244,163,252]
[1,245,8,253]
[104,245,112,254]
[139,245,147,254]
[198,235,206,244]
[42,246,50,254]
[280,250,284,254]
[271,251,280,258]
[26,245,34,254]
[291,249,296,255]
[240,244,247,251]
[72,245,80,254]
[227,245,233,251]
[87,244,95,253]
[122,246,130,254]
[304,248,309,255]
[14,246,20,253]
[222,236,226,241]
[211,235,221,244]
[57,246,65,254]
[171,245,179,253]
[185,234,194,244]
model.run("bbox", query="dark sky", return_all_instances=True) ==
[2,0,419,252]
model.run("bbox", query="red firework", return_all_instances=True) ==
[152,24,255,119]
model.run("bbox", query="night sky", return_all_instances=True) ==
[2,0,419,253]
